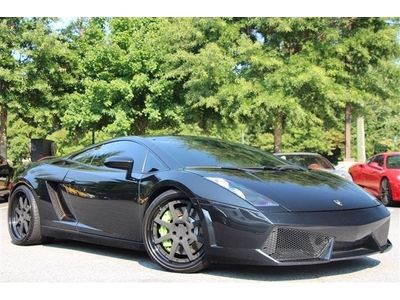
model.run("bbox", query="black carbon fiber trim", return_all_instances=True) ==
[45,181,75,221]
[262,227,334,261]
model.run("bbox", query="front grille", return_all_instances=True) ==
[262,227,333,261]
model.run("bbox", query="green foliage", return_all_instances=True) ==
[1,17,399,168]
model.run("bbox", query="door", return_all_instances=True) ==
[364,155,385,195]
[62,141,148,241]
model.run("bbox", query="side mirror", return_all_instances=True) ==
[104,156,134,180]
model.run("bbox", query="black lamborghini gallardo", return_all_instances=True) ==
[7,136,392,272]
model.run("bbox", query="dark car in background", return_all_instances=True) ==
[0,155,13,201]
[274,152,353,181]
[7,136,391,273]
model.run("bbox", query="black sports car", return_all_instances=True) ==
[7,136,392,272]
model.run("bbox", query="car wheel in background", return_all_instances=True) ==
[380,178,393,206]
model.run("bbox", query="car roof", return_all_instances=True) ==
[371,152,400,157]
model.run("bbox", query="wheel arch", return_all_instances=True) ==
[144,180,196,210]
[10,179,35,197]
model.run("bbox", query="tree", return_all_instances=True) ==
[2,18,77,164]
[0,18,24,159]
[329,18,400,159]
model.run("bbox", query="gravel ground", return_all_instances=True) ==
[0,201,399,282]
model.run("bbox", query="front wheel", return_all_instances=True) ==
[8,185,43,245]
[380,178,393,206]
[143,190,209,273]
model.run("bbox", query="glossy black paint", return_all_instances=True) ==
[10,136,392,266]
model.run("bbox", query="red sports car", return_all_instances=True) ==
[349,152,400,206]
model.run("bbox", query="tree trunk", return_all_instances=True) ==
[345,103,352,161]
[0,108,7,159]
[273,111,283,153]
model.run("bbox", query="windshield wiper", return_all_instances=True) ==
[244,165,306,171]
[185,166,245,171]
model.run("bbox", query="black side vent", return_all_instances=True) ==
[45,181,74,221]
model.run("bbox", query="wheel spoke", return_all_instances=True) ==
[188,231,198,243]
[23,221,29,233]
[154,217,172,229]
[23,197,28,209]
[181,239,196,261]
[167,239,179,259]
[168,202,178,221]
[25,214,31,222]
[182,202,192,221]
[15,207,22,216]
[19,197,24,209]
[154,234,172,244]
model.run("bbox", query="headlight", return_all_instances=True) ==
[205,176,280,207]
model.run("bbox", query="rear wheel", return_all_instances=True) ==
[8,185,43,245]
[143,190,209,273]
[380,178,393,206]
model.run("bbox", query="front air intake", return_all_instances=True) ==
[262,227,334,262]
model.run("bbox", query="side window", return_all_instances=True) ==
[90,141,147,173]
[370,155,384,166]
[375,155,384,166]
[71,148,96,164]
[144,152,168,173]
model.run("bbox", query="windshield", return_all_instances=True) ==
[150,136,288,168]
[387,155,400,169]
[279,154,334,170]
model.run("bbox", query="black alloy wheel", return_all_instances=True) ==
[143,190,209,273]
[380,178,393,206]
[8,185,43,245]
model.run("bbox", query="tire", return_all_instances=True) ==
[380,178,393,206]
[8,185,43,245]
[143,190,209,273]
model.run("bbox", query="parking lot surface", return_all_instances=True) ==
[0,201,399,282]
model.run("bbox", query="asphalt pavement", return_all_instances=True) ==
[0,201,399,282]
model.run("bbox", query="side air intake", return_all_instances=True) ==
[262,227,334,262]
[45,181,74,221]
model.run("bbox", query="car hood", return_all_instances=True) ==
[321,168,353,181]
[186,167,379,212]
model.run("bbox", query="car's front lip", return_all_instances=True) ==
[200,201,391,266]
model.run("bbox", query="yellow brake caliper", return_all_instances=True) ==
[158,210,172,252]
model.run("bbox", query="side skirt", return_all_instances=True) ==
[41,226,146,252]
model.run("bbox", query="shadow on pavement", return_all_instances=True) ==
[46,240,163,271]
[46,239,381,281]
[203,258,380,281]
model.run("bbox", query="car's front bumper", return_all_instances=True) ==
[200,203,392,266]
